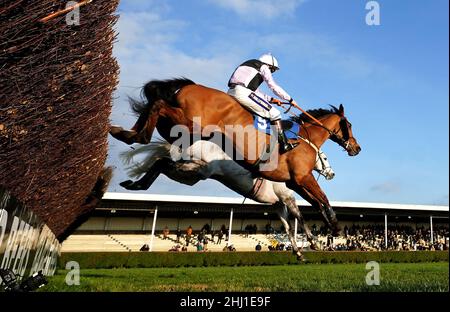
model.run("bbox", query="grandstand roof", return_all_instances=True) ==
[103,192,449,213]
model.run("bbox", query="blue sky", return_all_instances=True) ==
[107,0,449,205]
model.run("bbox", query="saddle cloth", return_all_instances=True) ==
[252,115,299,140]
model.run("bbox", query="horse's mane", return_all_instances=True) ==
[130,77,196,116]
[291,105,340,124]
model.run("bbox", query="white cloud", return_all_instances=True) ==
[209,0,306,19]
[370,181,401,194]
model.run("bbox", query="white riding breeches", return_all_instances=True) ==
[227,85,281,121]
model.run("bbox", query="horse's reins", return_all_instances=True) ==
[277,101,350,150]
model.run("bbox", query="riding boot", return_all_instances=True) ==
[271,120,297,153]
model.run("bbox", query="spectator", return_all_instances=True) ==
[225,228,229,241]
[176,227,181,243]
[255,243,262,251]
[198,232,204,244]
[186,225,193,246]
[312,224,317,236]
[140,244,149,252]
[223,244,236,252]
[210,230,215,243]
[169,245,180,252]
[265,223,274,234]
[163,226,169,240]
[217,229,224,245]
[244,224,250,238]
[196,241,204,252]
[201,223,211,234]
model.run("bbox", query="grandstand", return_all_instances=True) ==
[61,192,449,252]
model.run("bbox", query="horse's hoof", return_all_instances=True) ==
[296,254,306,262]
[110,125,124,133]
[120,180,143,190]
[120,180,133,187]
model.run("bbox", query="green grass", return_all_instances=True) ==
[57,251,449,269]
[43,262,448,292]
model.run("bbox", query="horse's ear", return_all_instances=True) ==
[339,104,344,116]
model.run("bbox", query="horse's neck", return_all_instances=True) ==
[301,115,340,149]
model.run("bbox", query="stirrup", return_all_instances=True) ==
[279,141,298,153]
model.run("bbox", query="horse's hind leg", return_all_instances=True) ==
[110,100,164,145]
[276,202,304,261]
[280,194,320,251]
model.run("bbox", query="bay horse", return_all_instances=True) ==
[110,78,361,235]
[120,140,319,260]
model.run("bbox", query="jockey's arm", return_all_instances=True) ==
[260,64,294,103]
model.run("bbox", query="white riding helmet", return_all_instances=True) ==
[258,53,279,70]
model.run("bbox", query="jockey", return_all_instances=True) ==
[227,53,298,153]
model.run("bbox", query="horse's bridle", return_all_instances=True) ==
[300,116,352,151]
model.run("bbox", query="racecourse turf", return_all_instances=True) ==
[43,262,448,292]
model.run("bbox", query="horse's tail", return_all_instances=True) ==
[131,77,196,116]
[120,140,180,178]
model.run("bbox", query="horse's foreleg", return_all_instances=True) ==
[289,175,340,237]
[120,158,172,190]
[302,175,340,236]
[287,180,338,237]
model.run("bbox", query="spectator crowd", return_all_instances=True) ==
[141,222,448,253]
[316,224,449,251]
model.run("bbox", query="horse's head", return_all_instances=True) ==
[329,104,361,156]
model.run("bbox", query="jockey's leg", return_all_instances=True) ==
[228,86,297,154]
[267,104,297,154]
[271,118,297,153]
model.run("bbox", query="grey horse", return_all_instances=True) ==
[120,140,326,260]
